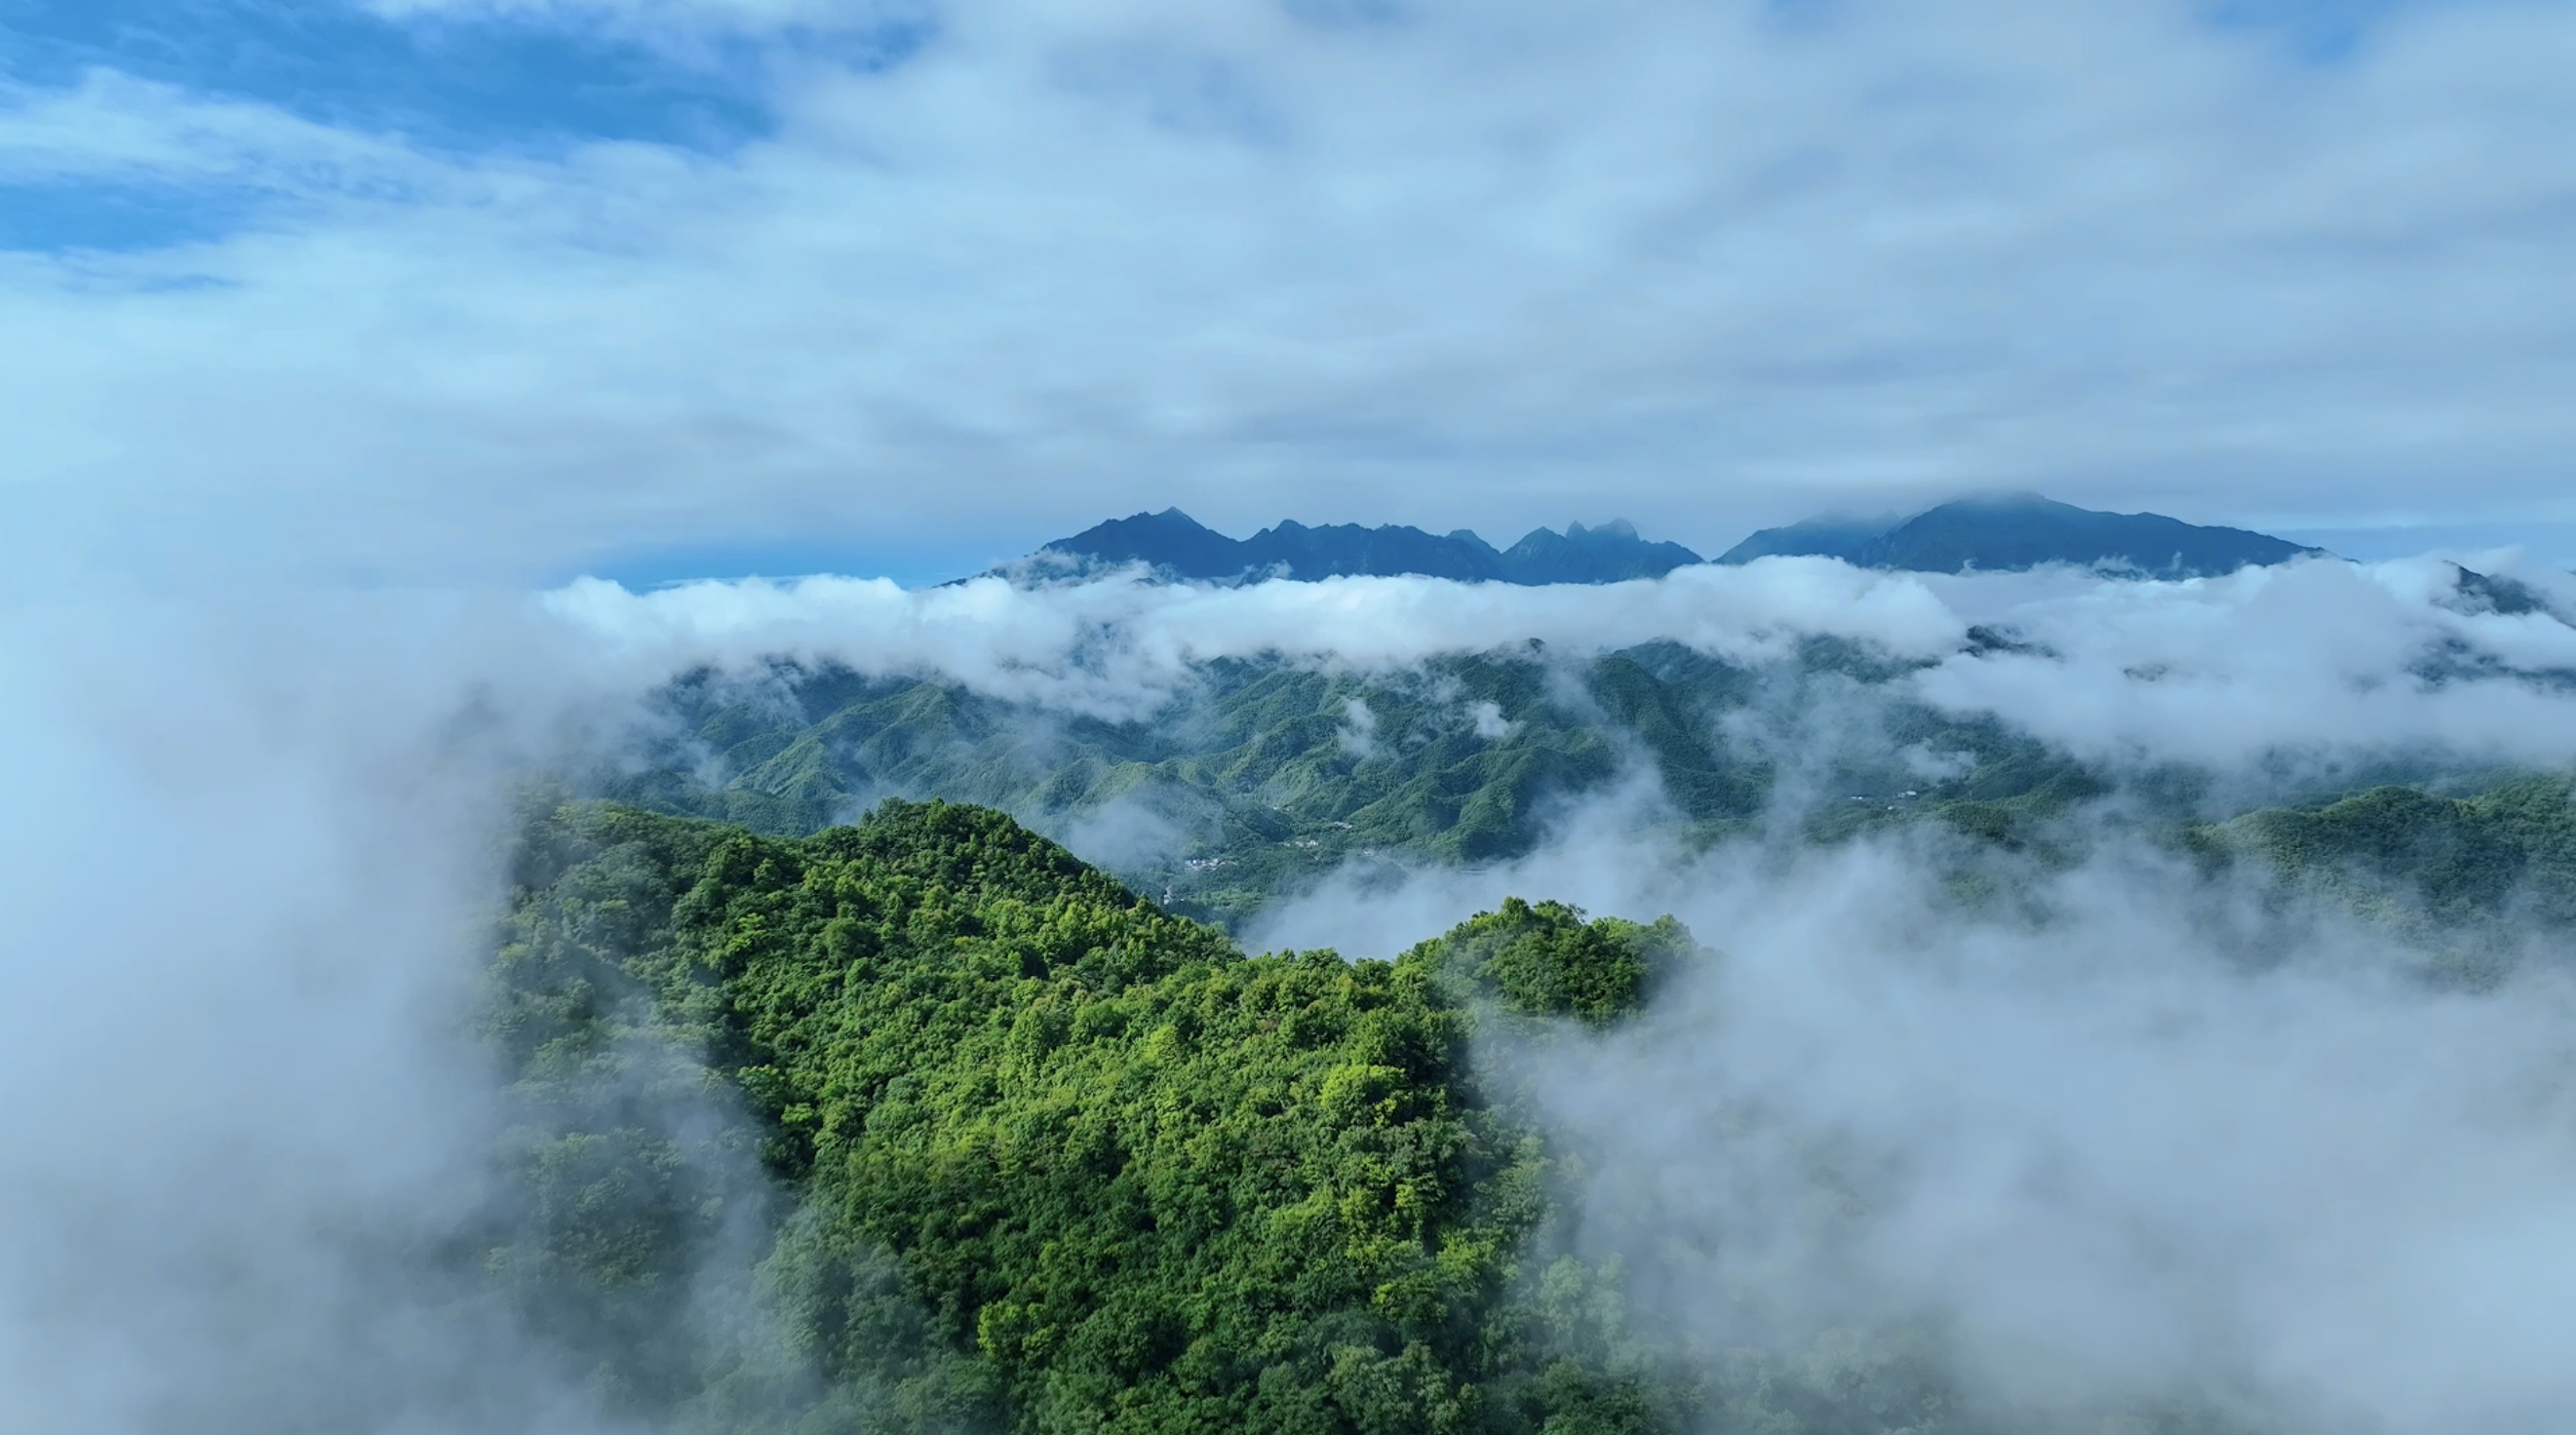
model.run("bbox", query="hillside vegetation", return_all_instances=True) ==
[2196,773,2576,977]
[483,785,2576,1433]
[587,627,2576,967]
[599,643,2101,926]
[491,797,1773,1434]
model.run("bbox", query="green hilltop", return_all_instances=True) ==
[488,796,1963,1435]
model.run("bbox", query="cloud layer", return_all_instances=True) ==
[1254,821,2576,1435]
[552,555,2576,768]
[0,595,618,1431]
[6,0,2576,582]
[9,550,2576,1430]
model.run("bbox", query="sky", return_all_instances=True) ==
[4,0,2574,587]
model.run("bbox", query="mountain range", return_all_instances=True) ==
[1021,508,1704,585]
[1007,492,2323,586]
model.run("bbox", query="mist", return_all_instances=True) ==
[8,557,2576,1431]
[557,552,2576,784]
[1248,794,2576,1433]
[0,592,831,1433]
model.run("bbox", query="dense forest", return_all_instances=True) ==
[2192,773,2576,982]
[508,609,2576,1434]
[589,640,2575,938]
[488,764,2576,1432]
[487,797,2006,1434]
[595,640,2104,927]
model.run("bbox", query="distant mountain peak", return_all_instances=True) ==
[1000,494,2313,589]
[1948,488,2054,507]
[1011,512,1702,586]
[1719,494,2323,578]
[1501,519,1700,585]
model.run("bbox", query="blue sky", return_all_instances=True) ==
[1,1,768,157]
[0,0,925,250]
[0,0,2453,249]
[2,0,2571,586]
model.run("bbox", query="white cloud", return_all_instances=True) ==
[1915,555,2576,766]
[0,71,422,187]
[1338,694,1379,756]
[8,548,2576,1428]
[1249,804,2576,1434]
[0,592,646,1430]
[4,0,2575,582]
[544,557,2576,771]
[542,559,1969,716]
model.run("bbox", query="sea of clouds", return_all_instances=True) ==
[556,550,2576,765]
[8,556,2576,1431]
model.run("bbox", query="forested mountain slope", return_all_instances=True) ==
[595,652,2576,939]
[488,780,2576,1433]
[488,797,1967,1435]
[2194,774,2576,978]
[595,641,2102,926]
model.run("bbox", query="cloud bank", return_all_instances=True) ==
[1253,820,2576,1435]
[552,555,2576,769]
[9,551,2576,1431]
[0,596,617,1431]
[546,558,1964,713]
[8,0,2576,580]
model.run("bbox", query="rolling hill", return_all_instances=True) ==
[593,639,2102,927]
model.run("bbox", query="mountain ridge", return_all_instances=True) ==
[1018,509,1705,586]
[1002,494,2321,588]
[1716,492,2323,577]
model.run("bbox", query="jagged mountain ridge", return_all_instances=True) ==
[997,494,2322,587]
[1717,492,2322,577]
[1019,508,1703,585]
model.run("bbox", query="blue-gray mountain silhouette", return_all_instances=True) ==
[1030,509,1702,585]
[1016,494,2317,588]
[1498,519,1703,583]
[1714,513,1905,565]
[1717,493,2320,577]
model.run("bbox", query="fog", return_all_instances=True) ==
[1915,555,2576,766]
[7,559,2575,1430]
[0,597,564,1430]
[1250,796,2576,1433]
[0,594,799,1433]
[558,550,2576,770]
[544,556,1967,718]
